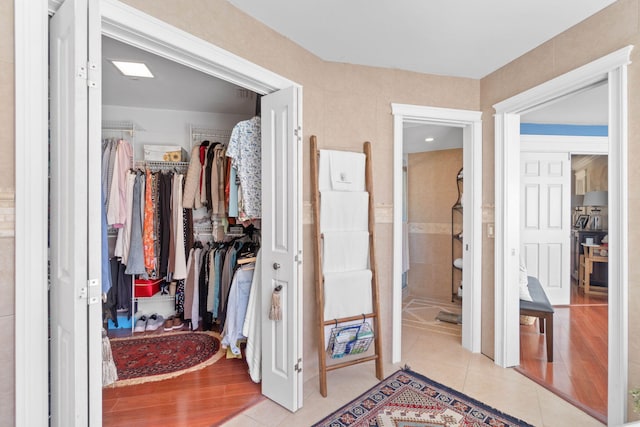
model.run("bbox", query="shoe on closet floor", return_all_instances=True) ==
[172,316,184,330]
[134,315,148,333]
[163,316,174,332]
[145,314,164,331]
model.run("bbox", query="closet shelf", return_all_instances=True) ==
[451,167,463,302]
[189,125,232,144]
[133,292,175,302]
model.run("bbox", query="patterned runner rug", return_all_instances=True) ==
[108,331,223,387]
[312,368,534,427]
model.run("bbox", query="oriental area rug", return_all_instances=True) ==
[312,368,534,427]
[108,331,223,387]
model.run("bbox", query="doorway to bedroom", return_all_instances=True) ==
[515,82,609,423]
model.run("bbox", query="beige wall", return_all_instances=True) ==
[5,0,640,424]
[406,149,462,301]
[0,0,15,423]
[480,0,640,419]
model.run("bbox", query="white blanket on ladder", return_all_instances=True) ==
[323,270,373,320]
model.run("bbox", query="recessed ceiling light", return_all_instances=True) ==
[110,60,154,78]
[425,137,435,142]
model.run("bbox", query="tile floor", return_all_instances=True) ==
[222,298,604,427]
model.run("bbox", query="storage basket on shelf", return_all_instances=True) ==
[326,321,374,359]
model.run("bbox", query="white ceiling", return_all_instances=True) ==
[102,36,256,115]
[403,122,463,154]
[228,0,616,79]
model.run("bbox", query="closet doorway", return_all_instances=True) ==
[391,104,483,362]
[101,33,261,417]
[45,1,304,425]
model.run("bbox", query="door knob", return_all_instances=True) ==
[273,262,281,270]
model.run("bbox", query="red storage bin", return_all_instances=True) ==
[134,278,162,297]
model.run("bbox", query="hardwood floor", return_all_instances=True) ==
[516,283,608,424]
[103,329,263,427]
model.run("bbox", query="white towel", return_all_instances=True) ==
[318,149,366,192]
[320,191,369,232]
[322,231,369,273]
[323,270,373,320]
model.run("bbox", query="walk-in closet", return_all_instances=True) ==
[100,34,265,402]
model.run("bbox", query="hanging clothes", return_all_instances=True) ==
[107,139,133,227]
[152,171,161,277]
[211,143,227,216]
[114,170,136,264]
[143,170,156,276]
[183,144,204,209]
[102,138,117,211]
[170,173,188,280]
[242,250,262,382]
[108,257,132,318]
[125,172,146,276]
[101,188,112,295]
[205,143,216,209]
[221,262,255,356]
[198,141,211,208]
[227,116,261,220]
[217,238,248,328]
[158,171,173,278]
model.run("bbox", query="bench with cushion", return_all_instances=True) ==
[520,276,554,362]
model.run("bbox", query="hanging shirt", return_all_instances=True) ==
[107,139,133,226]
[143,170,156,277]
[227,116,261,219]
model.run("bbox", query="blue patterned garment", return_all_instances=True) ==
[227,116,261,219]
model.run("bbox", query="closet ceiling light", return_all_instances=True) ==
[110,60,154,78]
[425,137,435,142]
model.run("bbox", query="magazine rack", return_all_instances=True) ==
[310,135,383,397]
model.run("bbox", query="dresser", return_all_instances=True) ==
[571,229,608,287]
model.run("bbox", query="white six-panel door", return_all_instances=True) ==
[260,86,304,411]
[520,152,571,305]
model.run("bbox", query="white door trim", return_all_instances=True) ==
[391,104,482,362]
[520,135,608,154]
[493,45,632,426]
[14,2,50,426]
[17,1,302,425]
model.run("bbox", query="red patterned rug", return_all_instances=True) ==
[312,368,535,427]
[108,331,223,387]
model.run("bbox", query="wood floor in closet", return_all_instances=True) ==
[516,283,608,424]
[103,329,263,427]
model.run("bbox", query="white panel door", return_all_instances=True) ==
[261,86,303,411]
[50,0,102,425]
[520,152,571,305]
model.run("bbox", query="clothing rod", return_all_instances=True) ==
[191,132,231,137]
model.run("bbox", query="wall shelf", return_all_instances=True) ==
[451,167,463,302]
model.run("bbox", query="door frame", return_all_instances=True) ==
[16,0,302,424]
[391,104,483,361]
[493,46,632,425]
